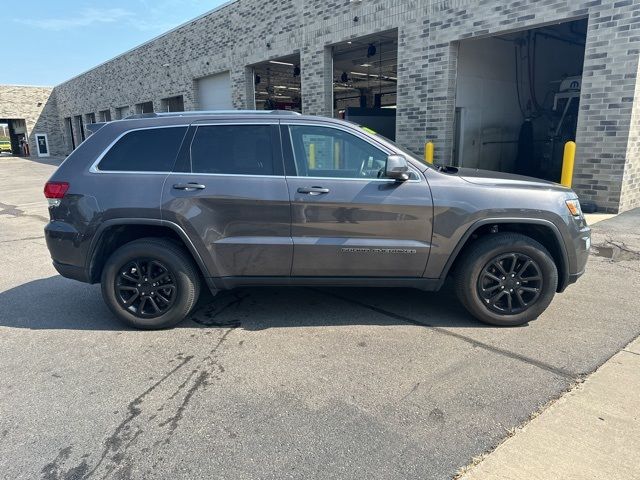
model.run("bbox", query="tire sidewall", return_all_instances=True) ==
[101,242,196,329]
[461,237,558,326]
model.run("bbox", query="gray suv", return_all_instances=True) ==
[44,111,591,329]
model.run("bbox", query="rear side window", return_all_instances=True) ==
[98,127,187,172]
[190,125,275,175]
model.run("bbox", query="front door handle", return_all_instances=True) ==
[173,183,206,191]
[297,186,330,195]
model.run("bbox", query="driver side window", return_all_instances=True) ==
[288,125,388,179]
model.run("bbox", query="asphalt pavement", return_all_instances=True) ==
[1,154,639,480]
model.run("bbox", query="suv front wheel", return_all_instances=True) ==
[454,233,558,326]
[101,238,201,329]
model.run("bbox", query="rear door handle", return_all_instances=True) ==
[173,183,206,191]
[297,186,330,195]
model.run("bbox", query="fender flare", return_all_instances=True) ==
[439,217,570,292]
[86,218,211,281]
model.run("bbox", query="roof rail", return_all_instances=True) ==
[124,110,301,120]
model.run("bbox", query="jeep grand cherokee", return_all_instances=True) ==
[44,111,591,329]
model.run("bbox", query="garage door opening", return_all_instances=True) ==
[331,30,398,140]
[252,54,301,112]
[0,119,29,156]
[454,19,587,182]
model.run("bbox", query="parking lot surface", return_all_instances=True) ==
[1,155,639,479]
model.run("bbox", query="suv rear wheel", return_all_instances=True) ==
[454,233,558,326]
[101,238,201,329]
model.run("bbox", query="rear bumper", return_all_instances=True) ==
[52,260,90,283]
[45,221,90,283]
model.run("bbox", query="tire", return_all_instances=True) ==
[101,238,201,329]
[454,233,558,327]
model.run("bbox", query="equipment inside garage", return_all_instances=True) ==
[332,30,398,140]
[252,54,302,112]
[454,19,587,182]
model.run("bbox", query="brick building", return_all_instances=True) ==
[0,85,62,158]
[3,0,640,212]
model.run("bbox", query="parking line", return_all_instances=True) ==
[311,288,578,381]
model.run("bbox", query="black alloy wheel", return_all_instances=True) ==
[115,258,177,318]
[454,232,558,327]
[477,253,543,315]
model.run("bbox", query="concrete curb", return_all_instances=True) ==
[457,336,640,480]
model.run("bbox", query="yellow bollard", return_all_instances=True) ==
[561,141,576,188]
[334,142,341,169]
[425,141,434,165]
[309,143,316,169]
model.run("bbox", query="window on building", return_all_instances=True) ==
[74,115,85,142]
[161,95,185,112]
[191,125,275,176]
[99,110,112,122]
[85,113,96,124]
[135,101,154,114]
[287,125,387,179]
[115,106,130,120]
[65,117,76,150]
[98,127,187,172]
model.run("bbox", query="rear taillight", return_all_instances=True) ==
[44,181,69,207]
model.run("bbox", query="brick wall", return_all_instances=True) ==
[0,85,64,157]
[621,53,640,211]
[49,0,640,212]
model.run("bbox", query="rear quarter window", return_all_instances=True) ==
[97,126,187,172]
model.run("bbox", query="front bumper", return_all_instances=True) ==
[565,222,591,288]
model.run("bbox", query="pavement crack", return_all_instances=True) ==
[77,354,195,479]
[41,446,73,480]
[399,381,423,402]
[0,235,45,243]
[159,329,234,445]
[167,369,198,401]
[39,328,235,478]
[312,288,578,381]
[158,370,209,441]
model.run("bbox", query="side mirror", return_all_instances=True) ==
[385,155,409,181]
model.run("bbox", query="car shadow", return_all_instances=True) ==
[0,275,489,331]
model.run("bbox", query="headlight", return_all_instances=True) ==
[565,199,582,217]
